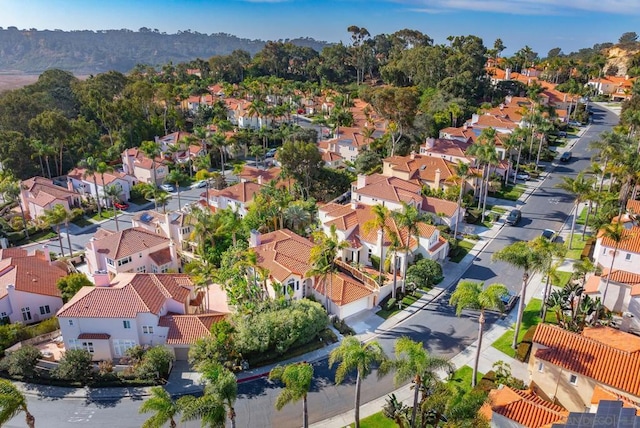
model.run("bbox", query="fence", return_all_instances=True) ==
[334,259,379,291]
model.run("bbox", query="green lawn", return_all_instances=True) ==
[376,293,421,320]
[552,271,572,288]
[448,365,484,393]
[487,205,507,214]
[575,207,588,225]
[89,210,116,221]
[72,216,93,228]
[565,234,590,260]
[348,412,398,428]
[488,184,526,201]
[492,298,544,358]
[450,240,475,263]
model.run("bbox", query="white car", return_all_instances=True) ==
[160,183,175,192]
[510,171,530,181]
[265,148,277,158]
[192,180,208,188]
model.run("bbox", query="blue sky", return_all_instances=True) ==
[1,0,638,57]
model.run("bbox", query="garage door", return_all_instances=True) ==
[173,347,190,361]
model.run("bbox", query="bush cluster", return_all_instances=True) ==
[0,318,59,352]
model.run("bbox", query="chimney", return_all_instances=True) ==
[257,175,263,185]
[471,113,479,124]
[410,151,416,160]
[249,229,261,248]
[377,229,383,250]
[434,169,441,189]
[67,177,74,192]
[6,284,15,296]
[351,200,358,210]
[620,312,634,333]
[169,240,177,266]
[356,174,367,190]
[425,138,435,150]
[463,123,468,130]
[93,270,110,287]
[505,95,512,104]
[505,68,511,80]
[42,245,51,263]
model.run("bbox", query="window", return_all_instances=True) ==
[626,253,632,261]
[117,256,132,267]
[81,341,94,353]
[136,266,146,273]
[39,305,50,315]
[569,374,578,385]
[123,320,131,329]
[106,258,115,266]
[537,362,544,373]
[368,248,372,260]
[68,319,74,326]
[603,248,607,255]
[113,339,137,357]
[142,325,154,334]
[21,307,31,322]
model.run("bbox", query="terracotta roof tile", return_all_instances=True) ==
[383,154,456,183]
[236,166,282,183]
[0,256,68,299]
[209,181,262,203]
[149,248,173,266]
[599,226,640,254]
[533,324,640,396]
[77,333,110,340]
[158,313,226,344]
[253,229,316,283]
[88,227,170,260]
[313,271,374,306]
[481,386,567,428]
[57,273,194,318]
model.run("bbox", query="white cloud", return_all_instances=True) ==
[391,0,640,15]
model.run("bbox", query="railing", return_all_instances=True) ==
[334,259,380,291]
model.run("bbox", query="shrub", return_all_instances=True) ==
[57,273,93,303]
[188,320,239,370]
[54,349,94,382]
[135,346,174,380]
[476,370,496,393]
[233,299,328,356]
[332,318,355,336]
[0,345,42,379]
[385,298,397,311]
[516,342,532,362]
[370,255,380,270]
[406,259,443,289]
[521,325,538,344]
[98,360,114,376]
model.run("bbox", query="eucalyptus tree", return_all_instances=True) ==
[492,241,546,349]
[450,280,508,387]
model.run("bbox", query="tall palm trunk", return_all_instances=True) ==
[568,202,578,250]
[512,272,529,349]
[354,371,362,428]
[302,395,309,428]
[378,229,384,286]
[93,177,101,216]
[65,220,73,255]
[113,205,119,231]
[513,143,523,185]
[18,203,29,239]
[45,155,52,179]
[602,245,619,305]
[583,201,593,240]
[454,181,464,239]
[56,225,65,257]
[392,251,398,299]
[25,409,35,428]
[410,375,421,428]
[229,406,236,428]
[473,311,485,387]
[535,134,545,170]
[481,166,491,223]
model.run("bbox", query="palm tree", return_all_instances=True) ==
[329,337,390,428]
[492,241,545,349]
[0,176,29,239]
[177,393,226,428]
[199,362,237,428]
[42,204,67,257]
[0,378,35,428]
[140,140,162,185]
[103,184,123,231]
[392,337,453,428]
[555,172,595,249]
[96,160,114,213]
[79,156,102,217]
[139,386,180,428]
[269,362,314,428]
[448,162,475,239]
[362,204,390,288]
[307,224,347,315]
[600,222,631,306]
[467,129,499,221]
[391,202,429,293]
[283,203,312,235]
[449,280,508,387]
[530,236,567,320]
[166,169,187,210]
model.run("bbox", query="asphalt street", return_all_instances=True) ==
[7,105,617,428]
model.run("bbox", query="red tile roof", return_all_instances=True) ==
[383,154,456,184]
[77,333,111,340]
[209,181,262,204]
[533,324,640,397]
[481,386,567,428]
[89,227,170,260]
[253,229,315,283]
[0,255,68,299]
[313,271,374,306]
[599,225,640,254]
[149,247,173,266]
[158,313,227,344]
[57,273,194,318]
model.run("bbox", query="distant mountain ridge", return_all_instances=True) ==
[0,27,330,74]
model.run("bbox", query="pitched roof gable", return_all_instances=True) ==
[89,227,170,259]
[313,271,374,306]
[0,256,68,299]
[158,313,227,344]
[481,386,568,427]
[253,229,316,283]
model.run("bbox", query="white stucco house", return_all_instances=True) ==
[66,167,135,205]
[56,272,226,361]
[0,248,69,325]
[85,227,181,280]
[121,148,169,186]
[20,176,82,220]
[201,180,263,217]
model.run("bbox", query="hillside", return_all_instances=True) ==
[0,27,329,74]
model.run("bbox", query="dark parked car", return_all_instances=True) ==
[500,291,518,312]
[541,229,557,241]
[560,151,572,162]
[505,209,522,225]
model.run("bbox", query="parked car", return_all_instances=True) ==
[114,201,129,210]
[510,171,530,181]
[160,183,175,192]
[500,291,518,312]
[559,151,572,162]
[192,180,208,188]
[265,148,277,158]
[541,229,557,241]
[505,209,522,226]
